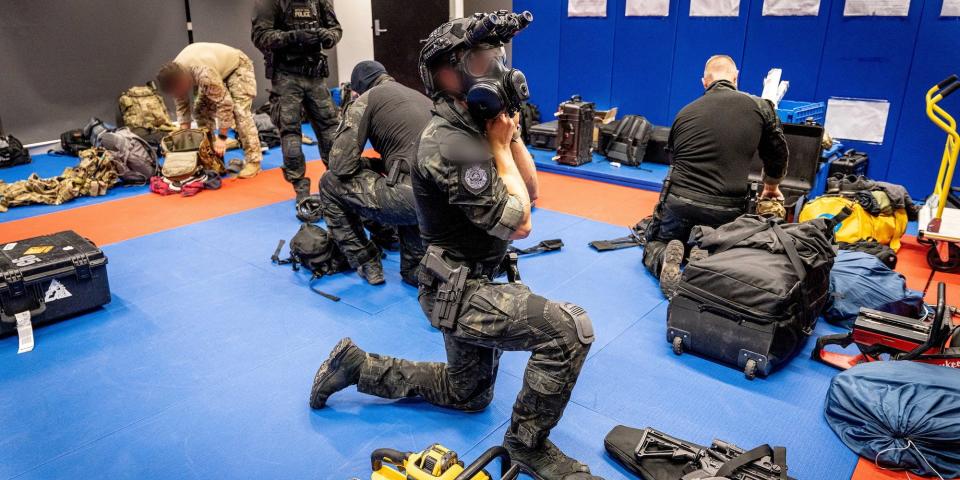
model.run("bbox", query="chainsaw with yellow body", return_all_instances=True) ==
[370,444,520,480]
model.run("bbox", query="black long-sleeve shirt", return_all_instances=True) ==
[668,80,789,200]
[329,78,433,179]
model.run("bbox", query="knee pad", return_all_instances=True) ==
[281,134,303,158]
[551,302,595,346]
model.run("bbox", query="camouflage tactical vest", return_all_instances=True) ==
[118,85,176,133]
[0,148,118,213]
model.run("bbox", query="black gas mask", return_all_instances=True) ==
[460,46,530,121]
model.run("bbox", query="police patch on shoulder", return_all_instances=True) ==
[462,165,490,195]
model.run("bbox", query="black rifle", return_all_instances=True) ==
[635,428,791,480]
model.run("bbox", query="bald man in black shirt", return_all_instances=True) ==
[644,55,789,297]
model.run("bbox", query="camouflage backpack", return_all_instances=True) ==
[118,84,176,133]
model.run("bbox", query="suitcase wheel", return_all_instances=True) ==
[672,336,683,355]
[744,359,758,380]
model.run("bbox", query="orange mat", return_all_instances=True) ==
[0,161,328,246]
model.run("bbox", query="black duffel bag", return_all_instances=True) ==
[667,212,847,379]
[0,134,31,168]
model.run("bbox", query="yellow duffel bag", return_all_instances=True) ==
[799,195,908,251]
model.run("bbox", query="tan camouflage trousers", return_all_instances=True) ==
[195,55,262,165]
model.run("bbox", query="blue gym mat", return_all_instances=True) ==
[0,204,858,479]
[0,126,323,224]
[530,148,669,191]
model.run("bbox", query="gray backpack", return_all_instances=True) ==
[98,128,158,185]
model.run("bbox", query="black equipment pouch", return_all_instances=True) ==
[419,246,470,330]
[501,252,521,284]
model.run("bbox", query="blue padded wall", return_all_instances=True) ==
[813,0,924,184]
[513,0,960,197]
[668,0,752,115]
[609,0,681,125]
[888,6,960,196]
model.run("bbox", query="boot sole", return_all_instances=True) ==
[659,241,685,298]
[309,338,354,409]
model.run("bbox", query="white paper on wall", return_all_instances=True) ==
[626,0,670,16]
[843,0,910,16]
[762,0,821,16]
[825,98,890,144]
[569,0,608,17]
[942,0,960,17]
[690,0,741,16]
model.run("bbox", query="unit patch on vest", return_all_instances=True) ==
[462,165,490,195]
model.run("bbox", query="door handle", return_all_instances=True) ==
[373,19,388,36]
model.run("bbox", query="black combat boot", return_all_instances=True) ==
[504,435,603,480]
[293,178,311,205]
[659,239,685,298]
[309,338,367,409]
[357,258,385,285]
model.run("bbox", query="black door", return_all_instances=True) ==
[370,0,449,91]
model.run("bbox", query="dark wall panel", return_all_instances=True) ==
[189,0,340,107]
[0,0,187,144]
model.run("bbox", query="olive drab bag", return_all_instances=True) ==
[98,128,158,185]
[160,128,225,179]
[118,84,176,133]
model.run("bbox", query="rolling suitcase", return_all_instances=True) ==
[555,95,595,166]
[1,231,111,345]
[667,214,844,379]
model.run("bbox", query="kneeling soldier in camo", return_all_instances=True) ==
[309,13,603,480]
[319,61,429,286]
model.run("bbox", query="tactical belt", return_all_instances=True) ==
[669,185,747,209]
[418,247,521,329]
[275,60,328,79]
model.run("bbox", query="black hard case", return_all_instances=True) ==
[749,122,824,219]
[556,97,595,166]
[528,120,559,150]
[828,150,869,177]
[0,231,110,336]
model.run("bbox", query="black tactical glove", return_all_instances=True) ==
[316,29,338,49]
[286,30,323,47]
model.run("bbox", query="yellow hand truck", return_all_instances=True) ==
[918,75,960,271]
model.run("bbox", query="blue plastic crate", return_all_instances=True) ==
[777,100,826,125]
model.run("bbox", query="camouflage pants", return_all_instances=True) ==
[195,55,262,165]
[358,282,593,449]
[642,193,743,277]
[270,71,338,191]
[319,169,423,285]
